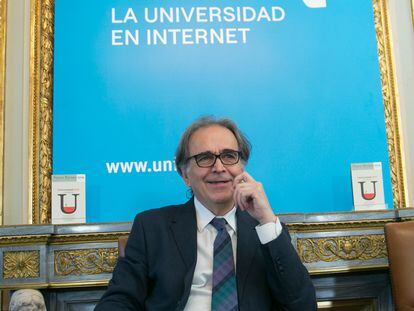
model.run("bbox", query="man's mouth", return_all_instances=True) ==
[206,180,232,185]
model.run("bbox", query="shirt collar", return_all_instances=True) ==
[194,196,237,233]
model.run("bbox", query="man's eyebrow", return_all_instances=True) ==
[196,150,214,155]
[195,149,238,155]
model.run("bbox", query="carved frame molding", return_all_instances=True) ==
[30,0,54,224]
[297,234,387,264]
[29,0,406,224]
[372,0,406,208]
[54,248,118,276]
[3,250,40,279]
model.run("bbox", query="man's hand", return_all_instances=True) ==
[233,172,277,225]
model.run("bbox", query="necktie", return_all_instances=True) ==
[210,218,238,311]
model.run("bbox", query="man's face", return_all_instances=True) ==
[182,125,244,213]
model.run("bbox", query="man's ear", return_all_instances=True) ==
[181,169,191,187]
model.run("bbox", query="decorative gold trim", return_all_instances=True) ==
[49,232,129,244]
[287,219,392,232]
[54,248,118,276]
[373,0,406,208]
[29,0,406,222]
[297,234,387,263]
[48,279,110,288]
[30,0,54,224]
[3,250,40,279]
[0,0,7,226]
[308,264,388,275]
[29,0,41,224]
[317,299,376,310]
[0,231,129,246]
[0,279,111,290]
[0,234,50,246]
[399,217,414,222]
[0,283,49,290]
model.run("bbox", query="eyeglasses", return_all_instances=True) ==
[186,150,242,168]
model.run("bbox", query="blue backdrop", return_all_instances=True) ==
[53,0,392,222]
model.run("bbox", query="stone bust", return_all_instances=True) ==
[9,289,46,311]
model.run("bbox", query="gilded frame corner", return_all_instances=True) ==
[29,0,406,224]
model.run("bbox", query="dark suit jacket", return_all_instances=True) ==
[95,199,316,310]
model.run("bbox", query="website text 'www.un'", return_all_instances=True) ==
[105,159,177,174]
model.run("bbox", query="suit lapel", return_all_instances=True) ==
[236,210,259,302]
[169,199,197,307]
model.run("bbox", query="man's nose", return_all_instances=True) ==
[212,157,226,172]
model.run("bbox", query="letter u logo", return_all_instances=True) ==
[358,181,377,201]
[58,194,79,214]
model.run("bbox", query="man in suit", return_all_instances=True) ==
[96,117,316,310]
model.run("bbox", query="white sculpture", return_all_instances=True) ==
[9,289,46,311]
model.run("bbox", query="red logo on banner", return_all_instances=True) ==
[358,181,377,201]
[58,194,79,214]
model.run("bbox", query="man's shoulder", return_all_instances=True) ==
[133,199,194,224]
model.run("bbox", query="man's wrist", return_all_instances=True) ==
[255,217,283,244]
[258,214,277,225]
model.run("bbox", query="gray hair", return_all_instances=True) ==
[175,116,251,176]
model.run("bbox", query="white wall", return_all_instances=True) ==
[388,0,414,206]
[3,0,30,224]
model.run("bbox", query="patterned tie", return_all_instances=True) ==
[210,218,238,311]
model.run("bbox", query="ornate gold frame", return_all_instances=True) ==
[0,0,6,226]
[372,0,406,209]
[28,0,406,224]
[29,0,54,224]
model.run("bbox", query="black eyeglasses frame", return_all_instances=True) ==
[186,150,242,168]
